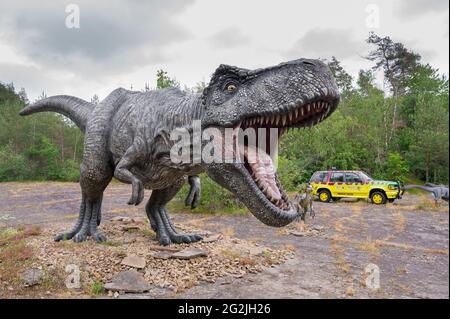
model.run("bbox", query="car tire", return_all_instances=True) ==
[318,190,332,203]
[371,191,387,205]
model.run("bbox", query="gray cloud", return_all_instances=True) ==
[207,27,251,49]
[396,0,449,18]
[285,28,362,60]
[0,0,194,76]
[0,63,65,100]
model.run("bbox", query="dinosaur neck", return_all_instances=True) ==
[163,92,204,132]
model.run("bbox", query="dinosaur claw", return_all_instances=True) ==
[54,232,75,242]
[92,232,107,243]
[185,176,201,210]
[159,235,171,246]
[73,232,87,243]
[128,179,144,205]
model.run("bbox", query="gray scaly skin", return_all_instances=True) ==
[404,184,449,204]
[19,58,339,245]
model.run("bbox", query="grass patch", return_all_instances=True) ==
[330,241,350,273]
[220,248,242,260]
[141,228,156,238]
[0,240,35,283]
[0,225,41,246]
[99,241,121,247]
[413,197,447,211]
[91,281,104,295]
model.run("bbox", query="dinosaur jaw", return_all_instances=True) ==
[205,96,338,227]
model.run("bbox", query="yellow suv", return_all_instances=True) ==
[309,170,403,204]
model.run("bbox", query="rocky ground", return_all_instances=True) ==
[0,182,448,299]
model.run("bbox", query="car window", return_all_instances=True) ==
[360,171,373,181]
[330,172,345,182]
[345,172,363,183]
[310,172,327,183]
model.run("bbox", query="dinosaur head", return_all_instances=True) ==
[200,59,339,227]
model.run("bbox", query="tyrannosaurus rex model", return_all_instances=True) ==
[19,59,340,245]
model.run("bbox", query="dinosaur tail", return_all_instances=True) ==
[19,95,94,133]
[403,185,434,192]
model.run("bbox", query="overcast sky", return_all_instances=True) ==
[0,0,448,101]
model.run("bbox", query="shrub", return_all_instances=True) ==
[0,143,31,181]
[385,152,409,181]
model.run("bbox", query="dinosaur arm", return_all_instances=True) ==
[185,175,201,209]
[114,140,146,206]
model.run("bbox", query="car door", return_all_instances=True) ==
[329,172,346,196]
[309,171,328,195]
[344,172,365,197]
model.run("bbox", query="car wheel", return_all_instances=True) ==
[318,190,331,203]
[371,191,387,205]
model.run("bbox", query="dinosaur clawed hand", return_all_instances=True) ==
[128,178,144,206]
[185,176,201,209]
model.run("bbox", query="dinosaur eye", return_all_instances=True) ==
[226,83,237,93]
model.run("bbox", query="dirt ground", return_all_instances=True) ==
[0,181,448,299]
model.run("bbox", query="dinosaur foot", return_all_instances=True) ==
[55,225,107,243]
[150,207,202,246]
[54,197,106,243]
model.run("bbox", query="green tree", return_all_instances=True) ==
[327,56,353,98]
[385,152,409,180]
[156,69,180,89]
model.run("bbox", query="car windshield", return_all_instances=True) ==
[359,171,373,181]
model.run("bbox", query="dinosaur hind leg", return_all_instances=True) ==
[54,194,87,241]
[55,160,111,243]
[145,181,202,246]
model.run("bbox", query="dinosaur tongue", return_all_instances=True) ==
[243,145,282,202]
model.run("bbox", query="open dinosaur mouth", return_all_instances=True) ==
[234,99,334,211]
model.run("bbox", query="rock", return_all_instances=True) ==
[104,270,151,293]
[111,216,132,223]
[202,234,221,243]
[290,230,307,237]
[20,268,43,287]
[121,225,140,232]
[171,248,208,260]
[249,247,265,256]
[152,251,173,259]
[312,225,324,231]
[121,255,146,269]
[131,217,146,224]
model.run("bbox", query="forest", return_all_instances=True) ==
[0,33,448,210]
